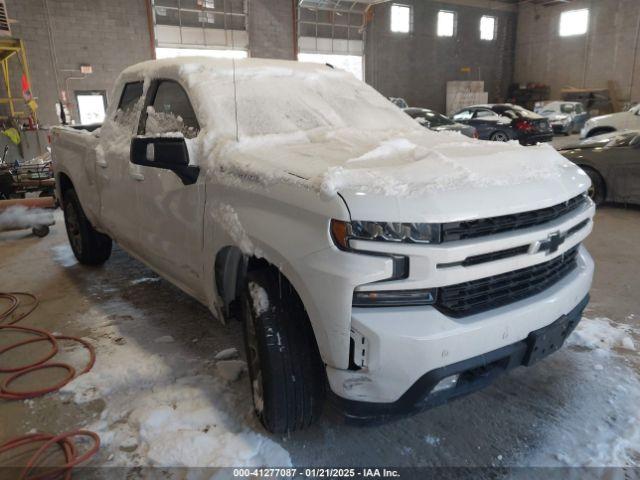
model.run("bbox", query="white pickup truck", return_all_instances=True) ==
[52,58,595,433]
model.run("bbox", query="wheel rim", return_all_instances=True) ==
[243,297,264,415]
[64,203,82,255]
[493,132,508,142]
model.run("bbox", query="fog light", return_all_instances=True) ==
[431,374,459,393]
[352,288,437,307]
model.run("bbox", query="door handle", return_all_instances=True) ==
[130,172,145,181]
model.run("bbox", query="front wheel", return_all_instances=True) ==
[582,167,606,206]
[63,189,112,265]
[240,269,325,433]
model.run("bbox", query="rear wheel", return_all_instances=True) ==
[63,189,112,265]
[240,269,325,433]
[490,131,509,142]
[582,167,606,206]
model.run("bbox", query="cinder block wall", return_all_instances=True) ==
[248,0,295,60]
[515,0,640,104]
[5,0,153,127]
[364,0,517,113]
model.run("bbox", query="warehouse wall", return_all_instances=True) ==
[515,0,640,105]
[364,0,517,113]
[5,0,153,127]
[248,0,295,60]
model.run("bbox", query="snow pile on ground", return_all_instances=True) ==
[60,307,290,468]
[525,316,640,467]
[51,244,78,267]
[94,376,287,468]
[0,206,53,230]
[567,316,636,352]
[214,348,239,360]
[60,335,172,404]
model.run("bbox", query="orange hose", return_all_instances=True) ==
[0,293,100,476]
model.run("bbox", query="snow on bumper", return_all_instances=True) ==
[326,246,594,404]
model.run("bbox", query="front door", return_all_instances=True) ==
[133,79,205,298]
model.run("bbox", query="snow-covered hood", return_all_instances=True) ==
[216,128,589,223]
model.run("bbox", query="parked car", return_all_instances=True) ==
[559,130,640,205]
[389,97,408,108]
[452,104,553,145]
[580,104,640,139]
[403,107,478,138]
[52,58,594,433]
[535,101,589,135]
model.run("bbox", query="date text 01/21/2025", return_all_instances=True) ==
[232,468,401,478]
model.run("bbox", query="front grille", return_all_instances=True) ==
[441,194,587,242]
[436,246,580,317]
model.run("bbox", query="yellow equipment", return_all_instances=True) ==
[0,38,37,124]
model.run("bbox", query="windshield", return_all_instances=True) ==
[234,67,419,137]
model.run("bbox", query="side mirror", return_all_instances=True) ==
[130,137,199,185]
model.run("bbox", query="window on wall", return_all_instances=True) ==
[480,15,496,40]
[437,10,455,37]
[560,9,589,36]
[76,91,107,125]
[390,4,411,33]
[151,0,247,51]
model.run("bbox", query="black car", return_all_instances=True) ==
[452,104,553,145]
[559,130,640,205]
[403,108,478,138]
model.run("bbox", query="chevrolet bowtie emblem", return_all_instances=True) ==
[531,231,566,255]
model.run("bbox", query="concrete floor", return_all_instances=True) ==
[1,204,639,472]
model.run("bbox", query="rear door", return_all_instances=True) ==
[96,81,145,250]
[471,108,503,138]
[133,79,205,297]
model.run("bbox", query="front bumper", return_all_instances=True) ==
[333,294,589,421]
[326,246,594,406]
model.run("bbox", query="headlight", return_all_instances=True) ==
[331,219,441,249]
[353,288,437,307]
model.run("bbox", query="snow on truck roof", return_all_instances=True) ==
[121,56,344,82]
[108,57,578,200]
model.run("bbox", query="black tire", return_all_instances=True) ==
[240,269,325,433]
[490,131,509,142]
[582,167,606,206]
[63,189,112,265]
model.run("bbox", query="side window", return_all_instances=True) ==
[453,110,472,121]
[114,81,144,125]
[561,103,575,114]
[145,80,200,139]
[474,109,498,119]
[575,104,584,114]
